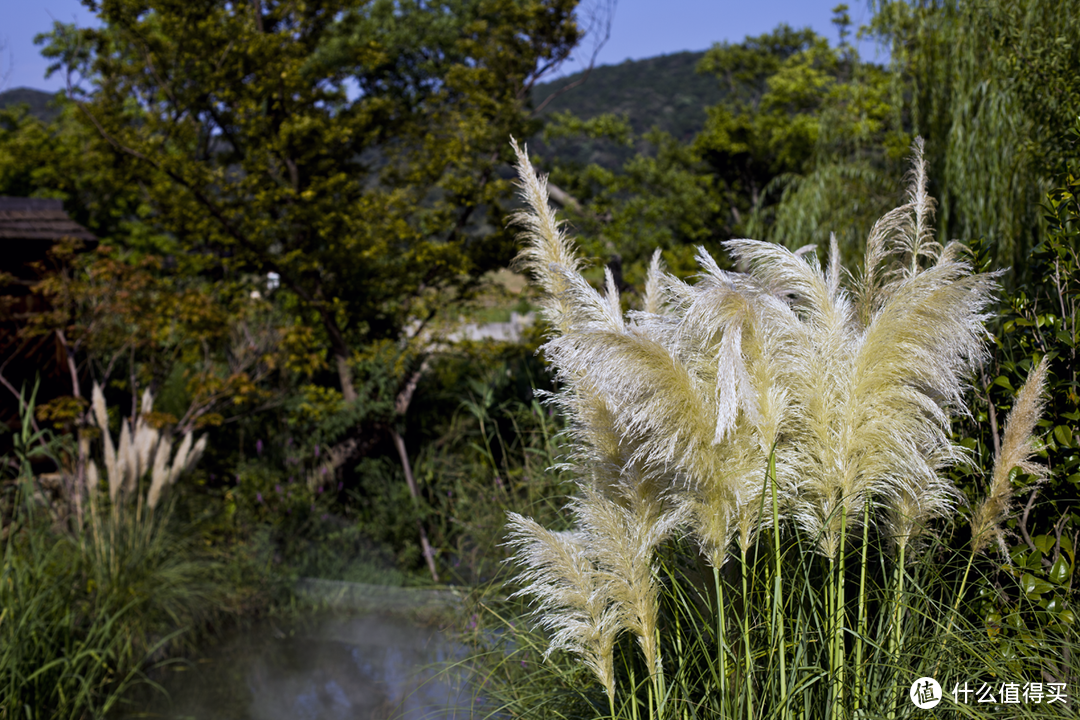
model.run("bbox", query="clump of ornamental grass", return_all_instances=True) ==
[81,383,218,663]
[87,382,207,513]
[1,386,217,719]
[500,137,1059,719]
[970,356,1050,558]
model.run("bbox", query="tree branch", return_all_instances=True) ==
[530,0,616,114]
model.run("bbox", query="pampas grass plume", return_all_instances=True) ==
[971,356,1050,556]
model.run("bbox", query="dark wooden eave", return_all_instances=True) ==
[0,197,98,244]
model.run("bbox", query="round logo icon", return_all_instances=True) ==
[910,677,942,709]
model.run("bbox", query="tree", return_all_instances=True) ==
[42,0,581,401]
[37,0,583,581]
[868,0,1080,276]
[540,20,900,288]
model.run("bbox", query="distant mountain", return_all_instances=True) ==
[530,51,726,169]
[0,87,61,123]
[1,52,726,170]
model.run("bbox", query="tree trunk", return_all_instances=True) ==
[332,332,436,581]
[391,358,438,582]
[335,352,357,402]
[391,428,439,583]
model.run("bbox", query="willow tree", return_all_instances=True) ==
[868,0,1080,276]
[731,1,1080,280]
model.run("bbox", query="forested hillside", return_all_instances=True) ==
[0,87,59,123]
[530,50,726,167]
[4,51,724,172]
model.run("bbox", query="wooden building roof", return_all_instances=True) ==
[0,197,97,243]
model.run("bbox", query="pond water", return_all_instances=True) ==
[117,583,482,720]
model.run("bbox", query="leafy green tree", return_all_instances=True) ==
[41,0,580,402]
[33,0,583,582]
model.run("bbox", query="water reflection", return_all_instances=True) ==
[122,611,476,720]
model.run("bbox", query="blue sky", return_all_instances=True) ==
[1,0,885,92]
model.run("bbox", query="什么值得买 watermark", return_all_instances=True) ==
[909,676,1068,709]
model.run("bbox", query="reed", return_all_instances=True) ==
[497,137,1070,718]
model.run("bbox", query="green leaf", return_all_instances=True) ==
[1053,425,1074,448]
[993,375,1016,393]
[1050,556,1072,585]
[1008,466,1024,486]
[1022,572,1053,598]
[1010,545,1029,564]
[1034,535,1055,554]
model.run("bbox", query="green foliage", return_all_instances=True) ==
[470,530,1080,719]
[0,88,61,123]
[4,2,1079,717]
[547,127,723,285]
[945,120,1080,653]
[542,19,904,290]
[1,390,221,720]
[38,0,581,390]
[1,501,142,720]
[423,381,569,584]
[869,0,1080,276]
[323,344,571,583]
[531,51,730,169]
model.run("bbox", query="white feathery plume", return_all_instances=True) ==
[88,382,206,511]
[971,357,1050,556]
[147,434,172,511]
[508,138,590,337]
[86,461,99,491]
[504,513,621,704]
[133,388,160,483]
[117,418,135,498]
[186,435,208,478]
[643,249,665,316]
[168,433,195,487]
[92,383,121,502]
[572,481,686,680]
[898,136,941,278]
